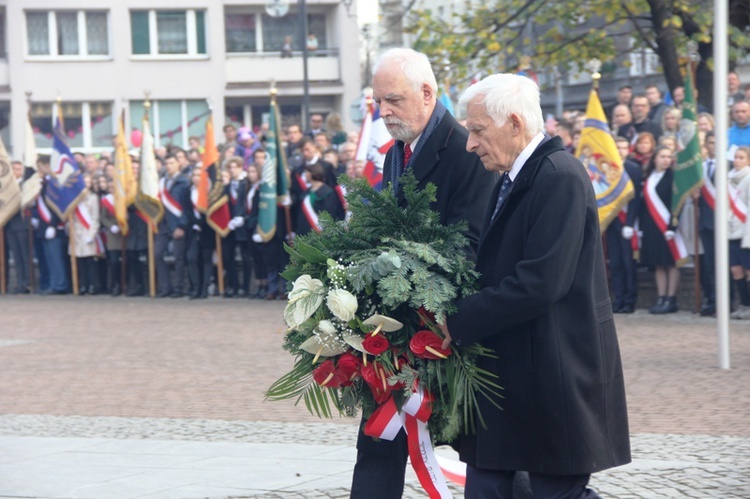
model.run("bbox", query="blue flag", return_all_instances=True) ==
[45,117,86,220]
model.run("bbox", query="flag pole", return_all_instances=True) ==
[25,92,35,293]
[58,96,79,296]
[216,233,225,295]
[148,223,156,297]
[0,229,6,295]
[686,45,702,314]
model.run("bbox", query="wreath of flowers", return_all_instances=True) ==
[266,174,502,443]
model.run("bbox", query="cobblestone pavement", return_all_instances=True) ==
[1,296,749,497]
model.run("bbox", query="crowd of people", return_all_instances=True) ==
[2,112,365,300]
[4,71,750,318]
[548,71,750,318]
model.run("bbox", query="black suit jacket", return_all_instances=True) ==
[447,136,631,475]
[382,111,497,259]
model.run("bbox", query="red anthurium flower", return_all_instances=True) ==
[409,330,452,360]
[417,306,437,326]
[362,334,390,355]
[337,352,362,386]
[361,362,393,404]
[313,360,346,388]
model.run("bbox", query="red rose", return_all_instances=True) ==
[313,360,346,388]
[409,330,452,360]
[337,352,362,386]
[362,334,390,355]
[361,362,393,404]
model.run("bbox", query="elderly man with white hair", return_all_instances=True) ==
[350,48,497,498]
[438,74,631,498]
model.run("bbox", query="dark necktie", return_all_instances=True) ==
[707,159,715,180]
[403,143,412,167]
[491,173,513,222]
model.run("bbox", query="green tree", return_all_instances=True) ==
[407,0,750,109]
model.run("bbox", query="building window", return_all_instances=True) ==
[224,8,327,54]
[0,7,7,58]
[0,102,10,151]
[30,101,113,151]
[129,99,210,150]
[25,10,109,58]
[225,13,257,52]
[130,10,207,57]
[629,37,659,77]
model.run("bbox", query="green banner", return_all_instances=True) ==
[257,99,289,242]
[672,71,704,225]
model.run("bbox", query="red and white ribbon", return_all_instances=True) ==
[365,388,453,499]
[644,174,688,262]
[335,184,348,212]
[701,168,716,211]
[101,194,116,217]
[301,194,321,233]
[38,196,52,224]
[728,182,748,224]
[75,203,93,230]
[159,177,183,218]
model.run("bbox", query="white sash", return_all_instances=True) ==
[644,174,688,262]
[159,177,183,218]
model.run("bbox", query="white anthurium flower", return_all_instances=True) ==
[342,331,365,352]
[326,288,358,322]
[284,275,326,329]
[362,314,403,336]
[299,320,347,363]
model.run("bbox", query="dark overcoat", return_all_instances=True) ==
[447,136,631,476]
[382,111,497,258]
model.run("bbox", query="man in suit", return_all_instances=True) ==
[223,157,252,297]
[611,136,643,313]
[349,47,497,498]
[439,74,631,498]
[155,154,190,297]
[4,161,31,293]
[697,131,717,316]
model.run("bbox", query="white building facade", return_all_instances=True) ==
[0,0,361,156]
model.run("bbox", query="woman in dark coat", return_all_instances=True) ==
[637,146,683,313]
[295,163,345,236]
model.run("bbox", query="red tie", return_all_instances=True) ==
[403,144,412,166]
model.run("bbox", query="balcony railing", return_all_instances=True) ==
[226,48,340,85]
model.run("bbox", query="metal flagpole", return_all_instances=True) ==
[714,0,730,369]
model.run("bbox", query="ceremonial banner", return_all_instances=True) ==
[0,135,20,227]
[198,115,231,236]
[672,71,704,225]
[256,97,290,242]
[20,115,41,209]
[45,117,86,220]
[356,97,393,190]
[576,88,634,230]
[134,115,163,228]
[113,112,136,235]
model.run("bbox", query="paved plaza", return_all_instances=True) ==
[0,295,748,498]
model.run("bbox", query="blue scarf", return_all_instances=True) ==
[390,101,447,194]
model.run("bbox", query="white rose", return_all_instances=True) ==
[326,289,358,322]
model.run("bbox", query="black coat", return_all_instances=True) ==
[226,178,250,241]
[447,137,631,475]
[638,169,676,267]
[159,173,190,234]
[295,184,346,236]
[383,110,497,259]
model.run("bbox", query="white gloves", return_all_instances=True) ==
[621,226,634,240]
[232,216,244,227]
[110,225,120,234]
[192,224,201,232]
[30,218,39,229]
[85,237,94,245]
[252,233,263,243]
[664,230,675,241]
[44,227,56,240]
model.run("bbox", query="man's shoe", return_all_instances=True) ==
[223,288,235,298]
[111,285,121,297]
[155,290,171,298]
[620,304,635,314]
[170,291,185,298]
[700,304,716,316]
[264,293,277,300]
